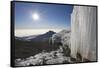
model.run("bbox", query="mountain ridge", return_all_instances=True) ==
[15,30,56,41]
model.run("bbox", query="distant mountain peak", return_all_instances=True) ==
[46,30,56,34]
[15,30,56,41]
[29,30,56,41]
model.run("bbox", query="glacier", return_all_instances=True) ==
[50,30,71,48]
[71,6,97,61]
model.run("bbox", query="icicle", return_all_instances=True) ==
[71,6,97,61]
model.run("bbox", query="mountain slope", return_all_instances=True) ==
[30,31,56,41]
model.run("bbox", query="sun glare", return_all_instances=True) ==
[32,13,39,20]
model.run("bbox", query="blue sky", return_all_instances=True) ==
[15,2,73,29]
[14,2,73,36]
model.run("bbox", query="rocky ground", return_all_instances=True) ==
[15,46,72,66]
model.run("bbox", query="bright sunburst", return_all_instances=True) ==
[32,13,39,21]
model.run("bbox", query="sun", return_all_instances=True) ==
[32,13,39,20]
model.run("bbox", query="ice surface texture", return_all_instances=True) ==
[71,6,97,61]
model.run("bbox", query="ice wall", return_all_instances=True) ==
[71,6,97,61]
